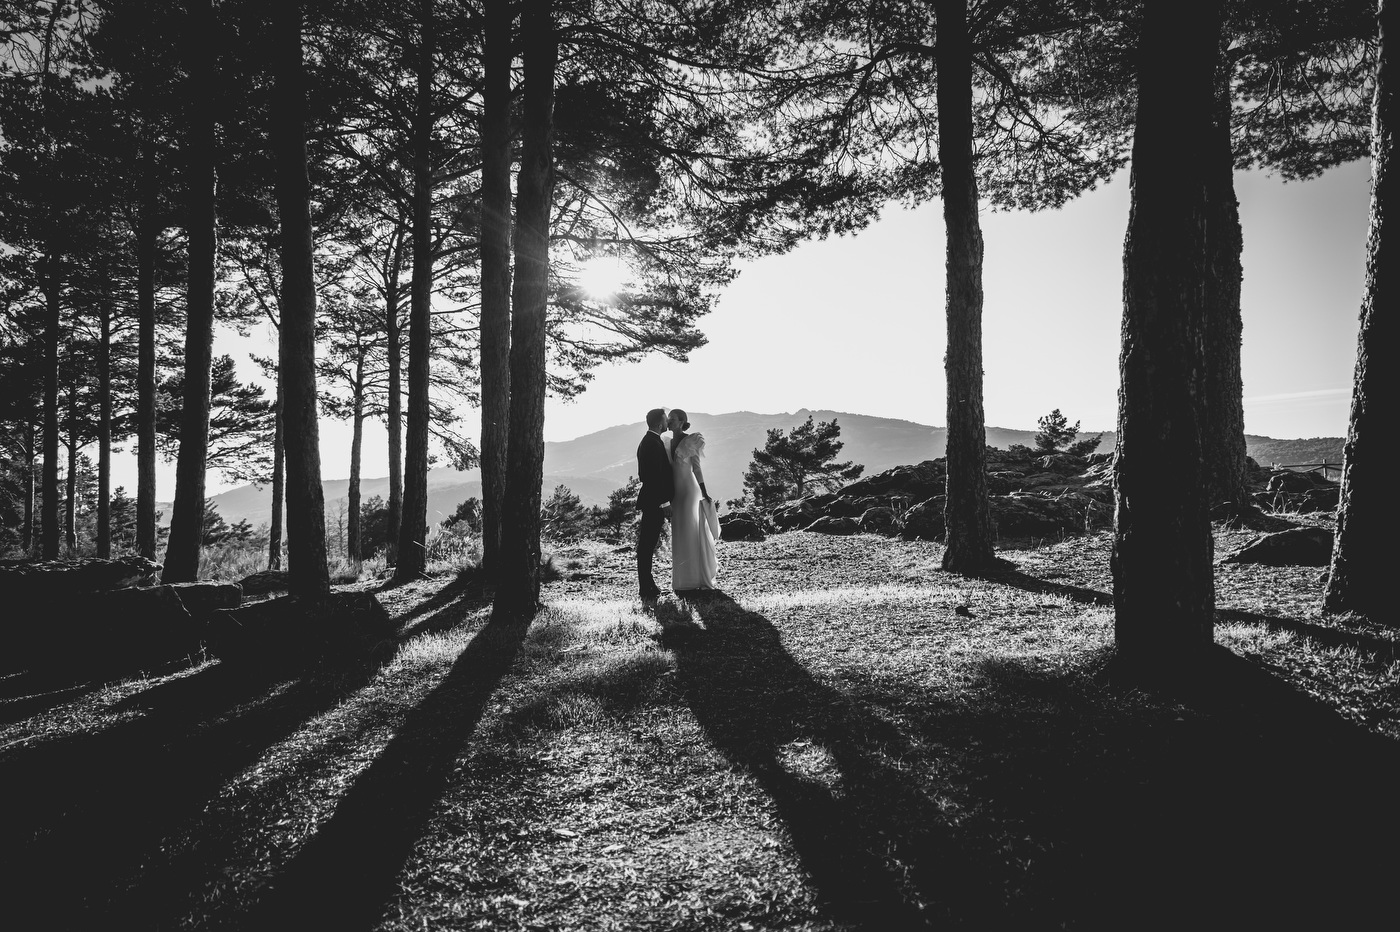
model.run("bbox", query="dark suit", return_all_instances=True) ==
[636,430,674,596]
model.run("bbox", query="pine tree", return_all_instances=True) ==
[742,416,864,508]
[1034,409,1081,454]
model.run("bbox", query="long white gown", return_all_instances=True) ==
[669,433,718,591]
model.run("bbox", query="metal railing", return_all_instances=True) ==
[1272,461,1341,480]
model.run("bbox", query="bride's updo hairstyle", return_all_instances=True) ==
[671,409,691,431]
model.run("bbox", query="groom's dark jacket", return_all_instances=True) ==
[636,431,674,509]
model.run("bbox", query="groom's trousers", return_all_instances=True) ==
[637,504,665,595]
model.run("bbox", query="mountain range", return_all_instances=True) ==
[196,409,1345,529]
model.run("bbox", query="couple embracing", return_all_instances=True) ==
[636,407,720,601]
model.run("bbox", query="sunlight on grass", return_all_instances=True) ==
[742,583,962,613]
[1216,621,1298,653]
[392,626,480,670]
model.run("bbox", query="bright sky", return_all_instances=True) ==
[118,159,1371,499]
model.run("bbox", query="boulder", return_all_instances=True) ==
[238,570,291,597]
[804,515,860,535]
[858,506,899,535]
[206,591,398,669]
[1221,526,1334,567]
[822,496,866,519]
[770,497,824,531]
[168,581,243,620]
[23,584,203,675]
[985,472,1024,494]
[837,460,945,503]
[0,556,162,600]
[900,497,946,541]
[719,512,766,542]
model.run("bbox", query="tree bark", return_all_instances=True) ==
[24,421,36,554]
[479,0,514,578]
[136,177,158,561]
[65,381,77,554]
[348,354,365,573]
[268,376,284,569]
[1325,0,1397,621]
[41,251,60,559]
[385,291,402,563]
[493,0,556,618]
[1111,0,1220,674]
[163,0,219,584]
[934,0,996,575]
[393,0,436,583]
[272,0,329,597]
[1202,68,1249,512]
[97,303,112,557]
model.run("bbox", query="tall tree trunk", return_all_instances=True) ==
[1111,0,1220,675]
[1202,68,1249,512]
[97,303,112,557]
[394,0,436,583]
[65,383,77,554]
[268,377,284,569]
[348,355,365,573]
[1325,0,1397,621]
[934,0,996,575]
[385,293,402,563]
[136,183,158,560]
[163,0,219,584]
[493,0,556,618]
[24,421,36,554]
[272,0,328,597]
[41,251,60,559]
[479,0,513,578]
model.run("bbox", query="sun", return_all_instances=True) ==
[577,256,631,300]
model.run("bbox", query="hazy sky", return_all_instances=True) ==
[121,159,1371,498]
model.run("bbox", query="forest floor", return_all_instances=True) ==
[2,517,1398,931]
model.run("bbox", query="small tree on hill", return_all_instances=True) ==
[1034,409,1079,453]
[1033,409,1103,456]
[743,416,864,508]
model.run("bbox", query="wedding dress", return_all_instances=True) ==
[669,433,718,591]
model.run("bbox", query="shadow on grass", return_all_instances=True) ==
[1217,607,1400,662]
[989,566,1113,606]
[235,612,532,931]
[663,593,1400,930]
[662,591,983,929]
[0,654,381,929]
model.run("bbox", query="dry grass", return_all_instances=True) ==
[2,519,1397,930]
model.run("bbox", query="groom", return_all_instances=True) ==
[636,407,674,601]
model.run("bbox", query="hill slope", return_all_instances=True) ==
[206,410,1343,526]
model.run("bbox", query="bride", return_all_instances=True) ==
[666,408,718,592]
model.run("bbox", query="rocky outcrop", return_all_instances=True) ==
[0,556,162,599]
[1221,526,1335,567]
[755,448,1332,545]
[718,511,766,542]
[206,591,397,669]
[804,515,860,535]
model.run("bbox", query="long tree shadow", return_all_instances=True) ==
[984,645,1400,929]
[663,592,999,929]
[234,613,533,931]
[0,641,382,928]
[666,593,1400,929]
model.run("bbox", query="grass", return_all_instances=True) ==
[2,520,1397,930]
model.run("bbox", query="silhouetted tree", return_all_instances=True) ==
[743,415,863,507]
[1325,0,1395,623]
[1111,0,1220,676]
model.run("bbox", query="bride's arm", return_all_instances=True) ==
[691,457,709,500]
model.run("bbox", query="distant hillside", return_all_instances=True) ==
[206,411,1344,526]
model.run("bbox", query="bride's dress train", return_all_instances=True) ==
[670,433,718,591]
